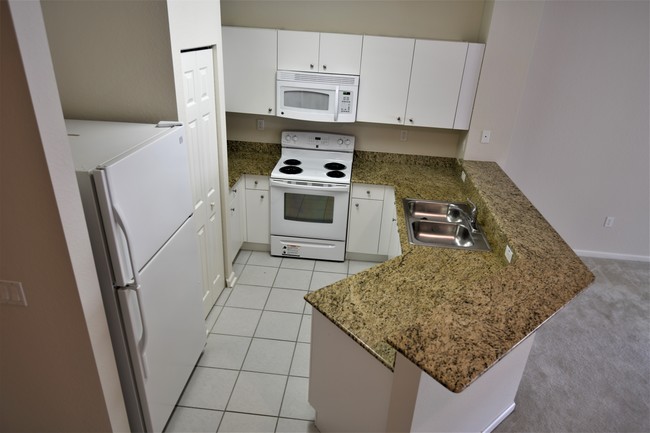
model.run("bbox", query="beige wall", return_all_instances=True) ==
[1,1,127,430]
[220,0,487,156]
[460,0,544,164]
[503,0,650,260]
[228,113,461,157]
[41,0,177,124]
[221,0,486,41]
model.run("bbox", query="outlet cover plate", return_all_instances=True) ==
[0,280,27,306]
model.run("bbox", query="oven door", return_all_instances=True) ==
[270,178,350,241]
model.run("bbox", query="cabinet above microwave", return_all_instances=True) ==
[221,26,484,130]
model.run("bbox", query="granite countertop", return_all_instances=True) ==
[227,142,595,393]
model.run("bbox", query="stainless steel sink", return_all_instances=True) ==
[403,198,491,251]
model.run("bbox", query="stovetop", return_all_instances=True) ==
[271,131,355,184]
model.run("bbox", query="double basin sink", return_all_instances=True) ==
[403,199,491,251]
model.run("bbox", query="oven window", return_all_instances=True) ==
[284,193,334,223]
[284,90,329,111]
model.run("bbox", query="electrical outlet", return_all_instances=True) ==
[481,130,491,144]
[400,130,408,142]
[604,216,615,228]
[504,245,513,263]
[0,280,27,306]
[256,119,265,131]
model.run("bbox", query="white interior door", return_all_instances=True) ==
[181,48,225,317]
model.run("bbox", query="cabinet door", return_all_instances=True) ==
[222,27,277,115]
[278,30,320,72]
[245,189,270,244]
[405,40,468,129]
[357,36,415,125]
[319,33,362,74]
[377,187,395,255]
[227,178,245,262]
[454,43,485,130]
[347,198,383,255]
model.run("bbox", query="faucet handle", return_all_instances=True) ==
[466,198,477,218]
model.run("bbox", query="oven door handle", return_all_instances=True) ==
[270,178,350,192]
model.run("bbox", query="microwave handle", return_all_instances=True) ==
[270,178,350,192]
[334,85,340,122]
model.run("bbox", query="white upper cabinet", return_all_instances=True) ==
[222,26,484,129]
[278,30,319,72]
[278,30,362,75]
[356,36,415,125]
[358,35,483,130]
[222,26,277,116]
[319,33,363,74]
[454,43,485,130]
[405,40,468,129]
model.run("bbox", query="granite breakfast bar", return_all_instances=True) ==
[227,143,595,432]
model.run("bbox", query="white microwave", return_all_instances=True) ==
[276,70,359,123]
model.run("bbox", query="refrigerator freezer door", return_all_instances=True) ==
[94,126,193,287]
[118,216,205,433]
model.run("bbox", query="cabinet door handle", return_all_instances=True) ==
[210,202,216,210]
[322,64,327,70]
[254,180,258,186]
[355,203,359,208]
[409,118,414,123]
[397,116,401,122]
[310,63,314,69]
[232,188,237,193]
[230,207,235,212]
[268,107,272,113]
[366,190,370,195]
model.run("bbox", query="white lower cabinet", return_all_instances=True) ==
[244,175,270,245]
[347,184,399,259]
[227,177,246,263]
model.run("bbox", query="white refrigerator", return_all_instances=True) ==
[67,119,206,432]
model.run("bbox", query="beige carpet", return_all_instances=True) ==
[496,257,650,433]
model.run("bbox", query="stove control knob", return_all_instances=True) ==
[344,139,351,145]
[337,139,343,145]
[284,134,292,142]
[292,135,298,142]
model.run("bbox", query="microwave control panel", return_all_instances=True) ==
[339,91,352,113]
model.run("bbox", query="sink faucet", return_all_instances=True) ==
[448,198,479,232]
[467,198,478,231]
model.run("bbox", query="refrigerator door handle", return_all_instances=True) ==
[113,204,150,379]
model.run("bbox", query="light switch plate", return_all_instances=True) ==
[0,280,27,306]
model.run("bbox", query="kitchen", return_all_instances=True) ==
[1,1,649,433]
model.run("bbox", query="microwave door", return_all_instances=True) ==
[279,86,334,122]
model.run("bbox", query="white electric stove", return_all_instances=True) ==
[270,131,355,261]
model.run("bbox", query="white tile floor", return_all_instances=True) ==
[164,250,379,433]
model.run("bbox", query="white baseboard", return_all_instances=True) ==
[575,249,649,263]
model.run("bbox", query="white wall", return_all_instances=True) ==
[1,1,128,430]
[503,0,649,260]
